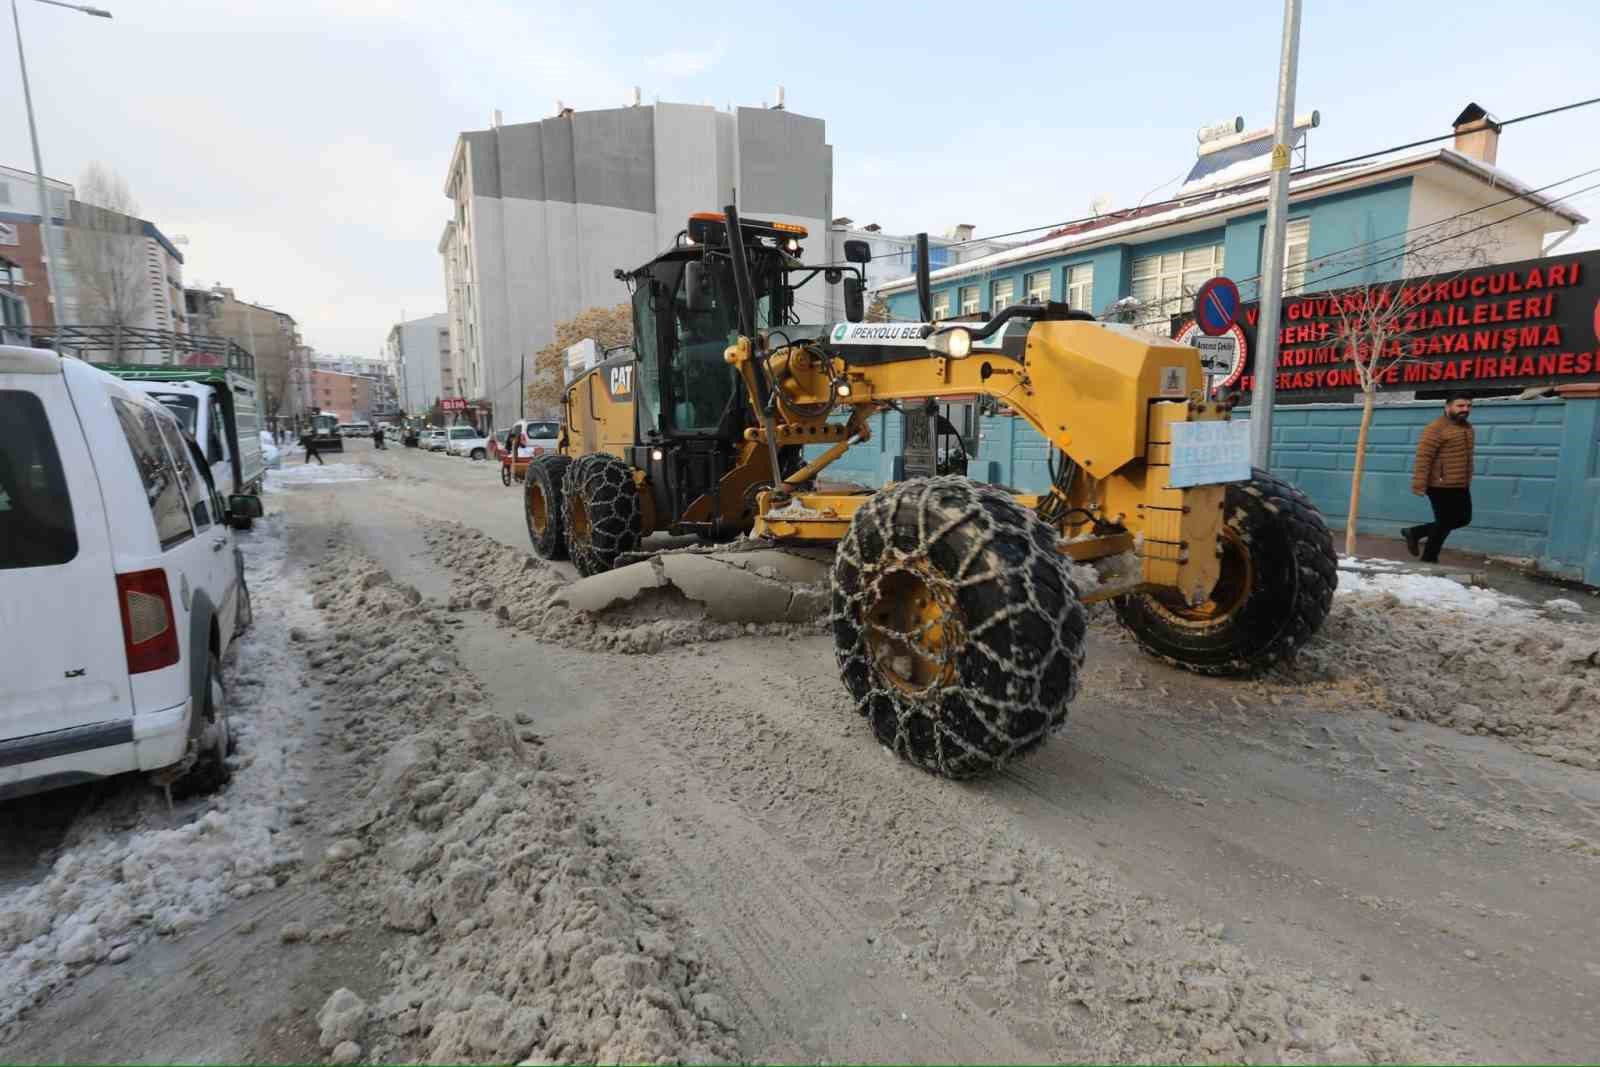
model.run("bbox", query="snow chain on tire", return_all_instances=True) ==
[832,477,1088,779]
[525,454,572,561]
[1111,467,1337,676]
[562,452,642,577]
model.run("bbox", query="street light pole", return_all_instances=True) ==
[10,0,112,352]
[1248,0,1302,471]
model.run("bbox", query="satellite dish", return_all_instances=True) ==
[1090,194,1114,217]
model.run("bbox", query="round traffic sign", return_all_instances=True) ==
[1194,276,1241,337]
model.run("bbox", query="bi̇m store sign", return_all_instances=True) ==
[1175,250,1600,400]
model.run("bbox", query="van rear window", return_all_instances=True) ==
[0,391,79,570]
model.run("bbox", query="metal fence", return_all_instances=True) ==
[27,325,255,377]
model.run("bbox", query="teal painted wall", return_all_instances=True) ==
[811,397,1600,583]
[1232,399,1564,558]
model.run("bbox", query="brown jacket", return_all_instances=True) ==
[1412,415,1475,493]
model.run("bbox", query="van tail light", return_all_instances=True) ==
[116,568,180,674]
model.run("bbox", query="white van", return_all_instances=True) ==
[0,346,258,801]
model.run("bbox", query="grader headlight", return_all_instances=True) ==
[926,327,972,359]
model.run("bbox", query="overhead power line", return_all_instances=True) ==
[858,94,1600,265]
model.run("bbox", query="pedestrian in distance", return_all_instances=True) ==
[1403,393,1474,563]
[301,432,325,465]
[373,425,385,450]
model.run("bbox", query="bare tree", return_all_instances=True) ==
[65,163,149,359]
[526,304,634,414]
[1314,220,1499,555]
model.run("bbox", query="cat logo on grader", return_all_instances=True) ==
[523,207,1337,779]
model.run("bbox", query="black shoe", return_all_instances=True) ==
[1403,527,1421,558]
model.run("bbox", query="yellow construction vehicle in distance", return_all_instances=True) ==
[525,205,1337,779]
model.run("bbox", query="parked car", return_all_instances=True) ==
[259,430,282,469]
[444,426,490,459]
[424,429,448,452]
[1,345,262,801]
[499,419,563,485]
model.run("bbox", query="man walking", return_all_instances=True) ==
[1404,393,1474,562]
[301,430,325,465]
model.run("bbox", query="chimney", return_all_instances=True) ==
[1452,102,1500,165]
[950,223,975,241]
[863,223,881,233]
[492,109,503,128]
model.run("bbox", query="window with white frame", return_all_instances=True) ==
[1283,218,1311,295]
[1024,270,1051,304]
[1065,264,1093,312]
[991,278,1015,312]
[0,222,17,247]
[0,182,10,205]
[958,285,979,315]
[1129,244,1225,336]
[931,291,951,321]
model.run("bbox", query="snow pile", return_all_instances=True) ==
[0,518,314,1031]
[265,463,381,490]
[1335,562,1538,621]
[298,544,737,1064]
[1275,585,1600,770]
[424,526,826,655]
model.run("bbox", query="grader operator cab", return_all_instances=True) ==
[525,206,1337,779]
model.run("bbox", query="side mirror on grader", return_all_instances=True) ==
[842,239,872,264]
[520,202,1338,782]
[843,277,865,323]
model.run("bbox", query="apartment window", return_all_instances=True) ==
[1283,218,1311,295]
[991,278,1015,312]
[1129,244,1225,336]
[0,222,17,247]
[1024,271,1051,304]
[0,182,10,205]
[958,285,979,316]
[931,291,951,321]
[1065,264,1093,312]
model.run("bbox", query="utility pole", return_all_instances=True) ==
[1248,0,1302,471]
[519,354,525,420]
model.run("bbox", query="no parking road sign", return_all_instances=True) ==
[1194,276,1241,337]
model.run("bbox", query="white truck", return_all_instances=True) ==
[106,368,266,527]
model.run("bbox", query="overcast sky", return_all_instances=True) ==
[4,0,1596,355]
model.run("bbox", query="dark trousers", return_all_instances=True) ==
[305,444,324,465]
[1406,488,1471,562]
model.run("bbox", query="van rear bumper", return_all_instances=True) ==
[0,698,191,801]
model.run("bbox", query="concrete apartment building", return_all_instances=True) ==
[1,165,187,352]
[441,101,833,422]
[311,353,398,417]
[309,368,380,424]
[185,286,301,418]
[387,311,451,413]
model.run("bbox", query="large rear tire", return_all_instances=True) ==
[525,454,572,561]
[562,453,641,577]
[1112,468,1336,676]
[832,477,1087,779]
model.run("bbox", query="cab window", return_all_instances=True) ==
[208,399,227,464]
[668,266,738,434]
[632,282,661,434]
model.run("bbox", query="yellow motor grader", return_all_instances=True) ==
[525,206,1336,778]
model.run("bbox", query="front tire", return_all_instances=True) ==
[832,477,1087,779]
[501,462,513,486]
[562,453,641,577]
[526,454,572,560]
[1112,468,1336,676]
[471,448,486,461]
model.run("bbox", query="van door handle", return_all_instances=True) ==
[212,536,228,552]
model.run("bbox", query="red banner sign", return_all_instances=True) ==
[1176,250,1600,398]
[441,397,467,411]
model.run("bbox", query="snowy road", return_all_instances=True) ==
[3,440,1599,1063]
